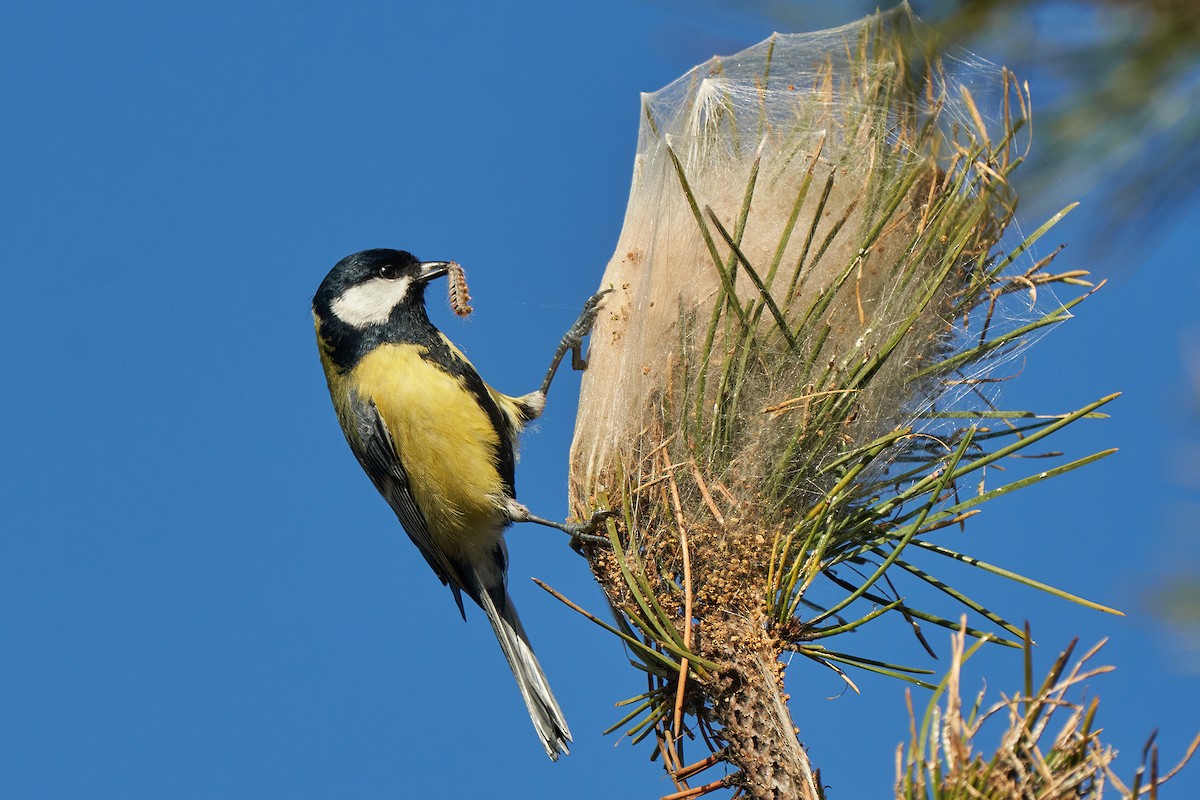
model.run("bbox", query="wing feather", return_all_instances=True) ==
[345,390,470,616]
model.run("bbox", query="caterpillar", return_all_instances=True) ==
[447,261,473,317]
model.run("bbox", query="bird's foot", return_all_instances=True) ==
[505,499,614,548]
[562,509,617,548]
[562,289,613,371]
[539,288,613,395]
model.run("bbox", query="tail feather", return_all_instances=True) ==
[472,578,572,759]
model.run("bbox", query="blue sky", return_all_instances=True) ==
[2,1,1196,798]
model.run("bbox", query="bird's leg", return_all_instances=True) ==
[504,498,614,547]
[538,288,612,398]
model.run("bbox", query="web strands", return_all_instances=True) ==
[572,8,1058,508]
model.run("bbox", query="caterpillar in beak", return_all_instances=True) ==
[447,261,473,317]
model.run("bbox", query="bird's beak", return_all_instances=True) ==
[417,261,452,284]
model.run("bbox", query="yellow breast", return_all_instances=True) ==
[349,343,507,550]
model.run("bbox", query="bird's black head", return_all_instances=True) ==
[313,249,451,330]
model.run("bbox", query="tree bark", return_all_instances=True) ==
[707,621,822,800]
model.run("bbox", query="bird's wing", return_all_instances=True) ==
[437,333,520,498]
[345,390,470,614]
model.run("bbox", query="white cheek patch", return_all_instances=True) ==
[330,276,413,328]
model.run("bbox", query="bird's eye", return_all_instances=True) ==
[377,264,400,280]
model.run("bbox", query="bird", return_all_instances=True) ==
[312,248,608,760]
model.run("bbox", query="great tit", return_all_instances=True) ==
[312,248,607,760]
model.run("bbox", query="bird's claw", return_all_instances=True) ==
[566,508,617,550]
[563,289,612,372]
[539,288,613,396]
